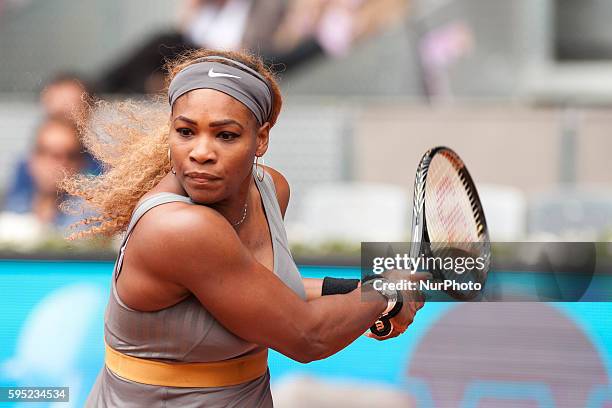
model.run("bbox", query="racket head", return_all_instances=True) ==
[410,146,490,300]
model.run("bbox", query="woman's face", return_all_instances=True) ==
[169,88,268,204]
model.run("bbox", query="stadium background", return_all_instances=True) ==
[1,0,611,406]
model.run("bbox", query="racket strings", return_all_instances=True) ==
[425,154,479,244]
[422,151,489,297]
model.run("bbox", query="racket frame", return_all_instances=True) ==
[410,146,490,298]
[369,146,491,337]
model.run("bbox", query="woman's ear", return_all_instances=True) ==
[255,122,271,156]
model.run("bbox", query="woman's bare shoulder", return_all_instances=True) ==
[138,199,230,240]
[129,201,242,282]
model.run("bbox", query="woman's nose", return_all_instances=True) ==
[189,137,217,164]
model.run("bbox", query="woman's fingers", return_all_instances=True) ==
[365,328,402,341]
[365,272,428,341]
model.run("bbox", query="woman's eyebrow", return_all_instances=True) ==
[209,119,244,130]
[173,115,198,126]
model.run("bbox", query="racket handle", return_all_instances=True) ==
[370,317,393,337]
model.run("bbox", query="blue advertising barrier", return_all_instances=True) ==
[0,260,610,407]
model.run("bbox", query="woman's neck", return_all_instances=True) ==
[155,172,254,229]
[211,177,254,230]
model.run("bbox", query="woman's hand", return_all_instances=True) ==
[365,270,428,340]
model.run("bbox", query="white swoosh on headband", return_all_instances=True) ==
[208,68,241,79]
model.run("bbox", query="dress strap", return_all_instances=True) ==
[114,193,193,280]
[125,193,192,236]
[253,166,280,213]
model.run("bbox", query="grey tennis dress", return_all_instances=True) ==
[85,169,306,407]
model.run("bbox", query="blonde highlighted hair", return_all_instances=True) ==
[61,49,283,239]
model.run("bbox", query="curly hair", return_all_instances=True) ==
[60,49,283,239]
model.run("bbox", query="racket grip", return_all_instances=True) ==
[370,317,393,337]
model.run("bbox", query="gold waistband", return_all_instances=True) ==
[105,341,268,388]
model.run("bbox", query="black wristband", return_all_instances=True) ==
[321,277,360,296]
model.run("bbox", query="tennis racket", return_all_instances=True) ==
[370,146,490,337]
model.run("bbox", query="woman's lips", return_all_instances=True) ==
[185,171,221,180]
[184,172,222,186]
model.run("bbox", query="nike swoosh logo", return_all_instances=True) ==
[208,68,241,79]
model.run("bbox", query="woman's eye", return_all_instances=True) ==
[177,128,193,137]
[218,132,238,141]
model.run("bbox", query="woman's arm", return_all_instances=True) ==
[136,204,389,364]
[303,278,323,300]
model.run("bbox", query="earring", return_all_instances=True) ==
[255,155,265,182]
[168,148,176,175]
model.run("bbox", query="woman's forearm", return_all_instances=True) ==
[303,278,323,300]
[298,285,386,362]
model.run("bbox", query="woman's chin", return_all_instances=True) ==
[185,189,222,206]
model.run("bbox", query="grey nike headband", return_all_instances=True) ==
[168,56,273,126]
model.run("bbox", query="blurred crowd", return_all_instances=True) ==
[0,75,99,247]
[0,0,409,249]
[98,0,408,94]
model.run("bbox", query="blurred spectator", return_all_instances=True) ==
[1,115,87,231]
[40,72,92,121]
[267,0,409,66]
[4,73,99,225]
[97,0,287,94]
[38,73,96,171]
[97,0,409,94]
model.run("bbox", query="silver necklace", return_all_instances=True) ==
[232,201,248,227]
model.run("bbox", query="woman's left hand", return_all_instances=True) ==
[364,271,427,340]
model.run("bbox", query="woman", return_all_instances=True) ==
[64,49,424,407]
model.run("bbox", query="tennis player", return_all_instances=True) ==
[64,49,425,407]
